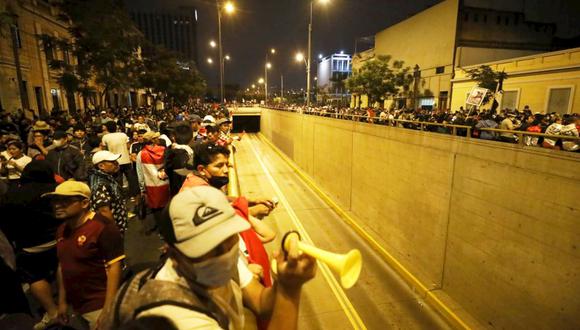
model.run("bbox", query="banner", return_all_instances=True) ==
[466,87,489,107]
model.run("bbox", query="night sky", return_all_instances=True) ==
[125,0,440,91]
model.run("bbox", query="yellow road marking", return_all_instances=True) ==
[247,136,367,330]
[257,133,472,330]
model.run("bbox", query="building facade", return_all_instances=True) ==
[0,0,79,115]
[351,0,580,111]
[316,52,352,102]
[129,7,198,63]
[451,47,580,114]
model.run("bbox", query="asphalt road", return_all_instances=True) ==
[123,134,451,329]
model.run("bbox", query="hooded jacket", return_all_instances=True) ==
[0,160,60,249]
[45,144,87,181]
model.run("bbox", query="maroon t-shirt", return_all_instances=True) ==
[56,212,125,314]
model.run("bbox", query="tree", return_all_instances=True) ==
[346,55,413,107]
[138,45,206,107]
[464,65,508,105]
[55,0,143,107]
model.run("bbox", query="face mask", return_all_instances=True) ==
[193,243,239,287]
[208,175,229,189]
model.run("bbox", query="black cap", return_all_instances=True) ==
[53,130,67,140]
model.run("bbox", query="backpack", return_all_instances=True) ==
[103,261,231,330]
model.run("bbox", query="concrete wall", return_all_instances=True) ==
[260,108,580,330]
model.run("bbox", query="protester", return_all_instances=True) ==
[44,181,124,330]
[135,131,170,232]
[102,121,139,198]
[102,185,316,330]
[89,151,129,233]
[1,160,60,329]
[45,130,87,182]
[0,140,32,187]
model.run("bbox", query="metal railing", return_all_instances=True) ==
[261,106,580,152]
[227,145,241,197]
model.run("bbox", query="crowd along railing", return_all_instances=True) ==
[261,106,580,151]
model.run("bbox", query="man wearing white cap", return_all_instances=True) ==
[104,186,316,330]
[88,150,129,234]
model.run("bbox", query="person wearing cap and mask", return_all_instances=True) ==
[43,181,124,330]
[102,186,316,330]
[45,130,87,182]
[89,150,129,234]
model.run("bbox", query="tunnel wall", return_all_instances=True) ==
[260,109,580,330]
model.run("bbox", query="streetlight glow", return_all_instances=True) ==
[266,62,272,69]
[225,55,231,60]
[252,84,256,88]
[209,40,217,48]
[258,78,264,84]
[318,54,323,59]
[295,52,305,62]
[224,2,235,14]
[319,0,330,4]
[271,48,276,54]
[207,57,213,64]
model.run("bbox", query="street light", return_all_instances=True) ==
[209,40,217,48]
[225,55,231,61]
[217,1,235,103]
[264,48,276,103]
[207,58,214,64]
[305,0,331,109]
[258,78,264,84]
[224,1,235,13]
[295,52,305,63]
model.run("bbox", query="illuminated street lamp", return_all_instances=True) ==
[305,0,330,109]
[295,52,305,63]
[225,55,231,61]
[224,1,235,13]
[217,1,235,102]
[209,40,217,48]
[207,58,214,64]
[264,48,276,103]
[258,78,264,84]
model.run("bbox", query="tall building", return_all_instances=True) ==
[129,7,198,63]
[317,52,352,100]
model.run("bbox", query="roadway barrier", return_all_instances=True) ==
[259,107,580,330]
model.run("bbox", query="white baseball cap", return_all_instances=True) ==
[92,150,121,165]
[203,115,216,124]
[159,186,250,258]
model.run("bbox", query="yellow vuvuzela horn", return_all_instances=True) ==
[273,231,363,289]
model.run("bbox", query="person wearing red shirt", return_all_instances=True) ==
[43,181,124,329]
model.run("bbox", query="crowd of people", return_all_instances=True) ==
[0,103,317,330]
[267,104,580,152]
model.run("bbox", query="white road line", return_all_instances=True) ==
[247,136,367,330]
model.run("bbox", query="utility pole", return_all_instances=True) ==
[306,1,313,109]
[281,75,284,99]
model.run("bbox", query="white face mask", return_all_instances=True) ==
[193,243,239,288]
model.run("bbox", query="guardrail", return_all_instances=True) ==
[262,106,580,151]
[227,145,241,197]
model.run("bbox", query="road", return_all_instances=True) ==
[124,134,451,329]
